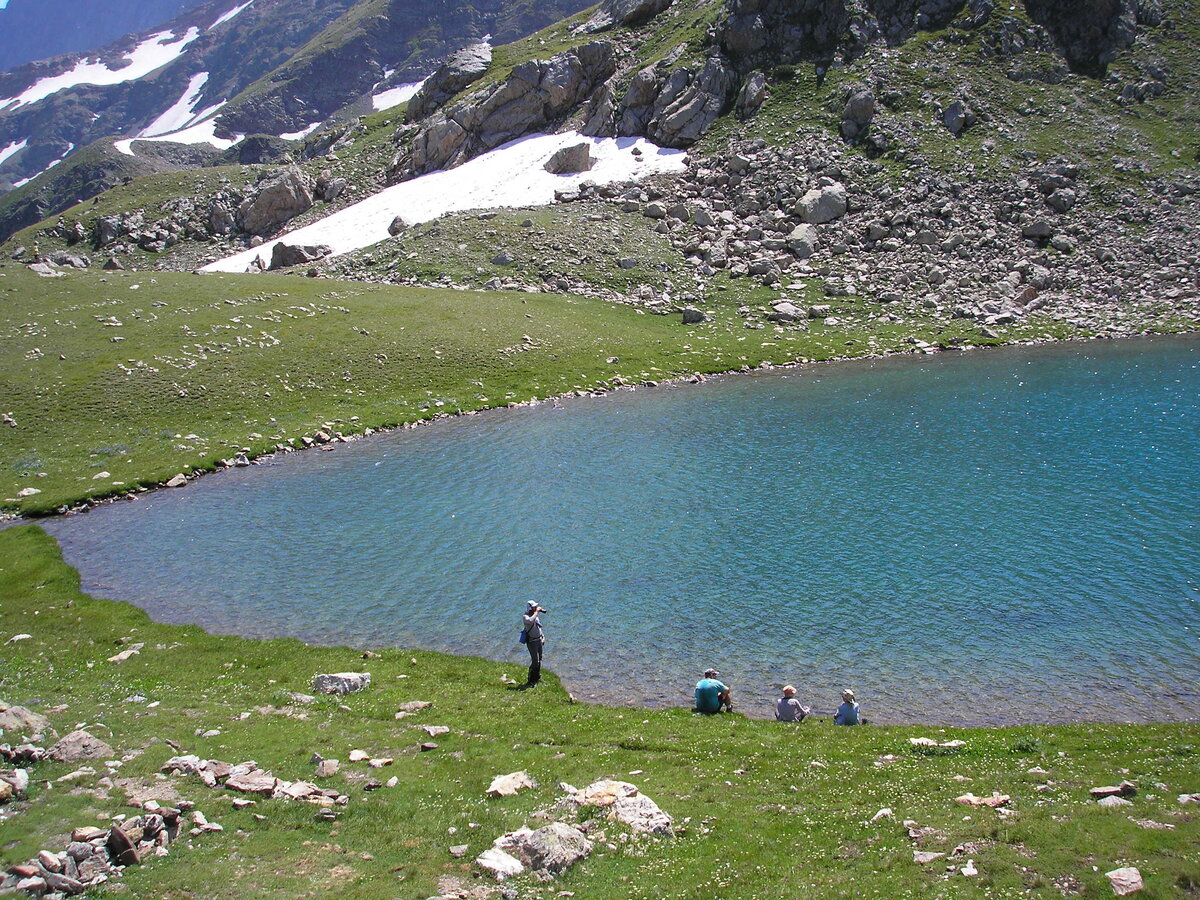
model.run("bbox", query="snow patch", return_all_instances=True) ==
[0,138,27,167]
[201,132,688,273]
[279,122,322,141]
[210,0,254,29]
[371,80,426,112]
[141,72,210,137]
[0,29,201,112]
[116,105,239,155]
[12,144,73,188]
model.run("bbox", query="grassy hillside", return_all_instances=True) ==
[0,262,1084,516]
[1,526,1198,899]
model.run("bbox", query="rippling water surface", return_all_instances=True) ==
[47,337,1200,725]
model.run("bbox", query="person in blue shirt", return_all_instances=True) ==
[834,689,860,725]
[694,668,732,714]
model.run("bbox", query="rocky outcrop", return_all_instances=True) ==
[405,42,616,175]
[618,56,737,147]
[1023,0,1151,75]
[580,0,674,33]
[405,42,494,122]
[236,168,314,236]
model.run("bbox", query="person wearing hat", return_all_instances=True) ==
[834,689,860,725]
[775,685,810,722]
[521,601,546,686]
[694,668,732,714]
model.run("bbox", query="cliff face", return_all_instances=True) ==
[0,0,209,72]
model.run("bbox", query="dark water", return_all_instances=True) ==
[46,337,1200,725]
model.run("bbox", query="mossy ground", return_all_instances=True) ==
[1,526,1198,899]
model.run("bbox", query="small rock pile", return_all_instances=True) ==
[161,755,348,807]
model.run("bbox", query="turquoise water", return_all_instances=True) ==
[47,337,1200,725]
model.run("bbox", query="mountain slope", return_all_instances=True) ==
[0,0,209,72]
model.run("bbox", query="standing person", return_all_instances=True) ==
[834,689,860,725]
[694,668,732,714]
[522,600,545,686]
[775,685,810,722]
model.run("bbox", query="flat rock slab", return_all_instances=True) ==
[48,730,113,763]
[1106,866,1144,895]
[1090,781,1137,798]
[954,792,1010,808]
[225,772,280,795]
[487,771,534,797]
[312,672,371,695]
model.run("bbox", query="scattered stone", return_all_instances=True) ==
[681,307,708,324]
[165,474,188,488]
[348,749,369,762]
[422,725,450,737]
[487,771,535,797]
[315,759,340,778]
[1097,795,1133,808]
[955,792,1010,808]
[1105,866,1144,896]
[269,242,331,270]
[108,643,144,663]
[106,825,140,867]
[368,758,393,769]
[961,859,979,877]
[914,850,946,864]
[476,847,525,880]
[909,737,967,750]
[397,701,432,713]
[1090,781,1137,799]
[311,672,371,695]
[450,844,469,858]
[571,780,673,835]
[796,181,848,224]
[0,701,53,738]
[387,215,409,236]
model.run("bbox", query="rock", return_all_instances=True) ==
[397,700,432,713]
[681,307,708,324]
[2,768,30,795]
[544,142,593,174]
[1022,220,1053,239]
[573,780,673,834]
[1046,187,1077,212]
[909,737,967,750]
[1097,795,1133,808]
[954,792,1010,807]
[1105,866,1144,895]
[28,262,64,278]
[315,759,340,777]
[0,701,52,738]
[787,224,819,258]
[48,730,113,763]
[642,57,737,148]
[450,843,469,858]
[735,70,768,119]
[491,250,515,266]
[368,758,393,768]
[107,642,144,663]
[321,177,347,202]
[106,825,140,867]
[1178,793,1200,804]
[796,182,848,224]
[841,86,876,140]
[1090,781,1137,799]
[581,0,673,32]
[487,771,535,797]
[476,847,524,880]
[165,473,187,488]
[914,850,946,864]
[497,822,592,875]
[943,100,977,136]
[348,749,369,762]
[312,672,371,695]
[225,772,280,795]
[961,859,979,877]
[766,301,804,323]
[388,215,409,236]
[421,725,450,737]
[237,168,314,236]
[406,42,493,121]
[0,780,11,803]
[269,242,331,270]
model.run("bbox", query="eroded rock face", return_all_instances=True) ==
[406,42,493,122]
[581,0,674,32]
[1023,0,1141,75]
[406,42,616,174]
[618,56,737,148]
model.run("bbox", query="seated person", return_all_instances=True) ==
[775,685,810,722]
[834,689,860,725]
[694,668,732,714]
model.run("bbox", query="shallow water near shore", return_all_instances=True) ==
[47,336,1200,725]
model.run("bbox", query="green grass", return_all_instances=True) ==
[0,263,1081,516]
[1,526,1198,899]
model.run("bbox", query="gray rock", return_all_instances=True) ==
[388,215,409,236]
[943,100,977,136]
[736,71,768,119]
[681,307,708,324]
[841,86,876,140]
[787,224,819,258]
[269,242,331,270]
[643,57,737,147]
[311,672,371,695]
[544,142,593,174]
[796,182,848,224]
[767,301,804,322]
[48,730,113,763]
[581,0,673,32]
[1046,187,1077,212]
[237,168,314,236]
[491,251,515,266]
[499,822,592,875]
[321,177,347,202]
[0,701,52,739]
[1022,220,1054,239]
[406,43,493,122]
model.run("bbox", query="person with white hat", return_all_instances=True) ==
[834,689,860,725]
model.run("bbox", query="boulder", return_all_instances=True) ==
[487,770,535,796]
[736,71,768,119]
[1046,187,1077,212]
[581,0,673,32]
[1105,866,1144,895]
[237,168,314,236]
[406,42,493,122]
[225,772,280,795]
[681,307,708,324]
[497,822,592,875]
[943,100,977,136]
[387,215,409,236]
[312,672,371,695]
[544,142,593,174]
[476,847,524,879]
[841,86,876,140]
[106,825,140,867]
[269,242,331,270]
[1022,220,1054,240]
[572,780,673,834]
[796,181,848,224]
[787,224,819,258]
[47,730,113,763]
[1090,781,1137,799]
[320,177,347,202]
[0,701,53,739]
